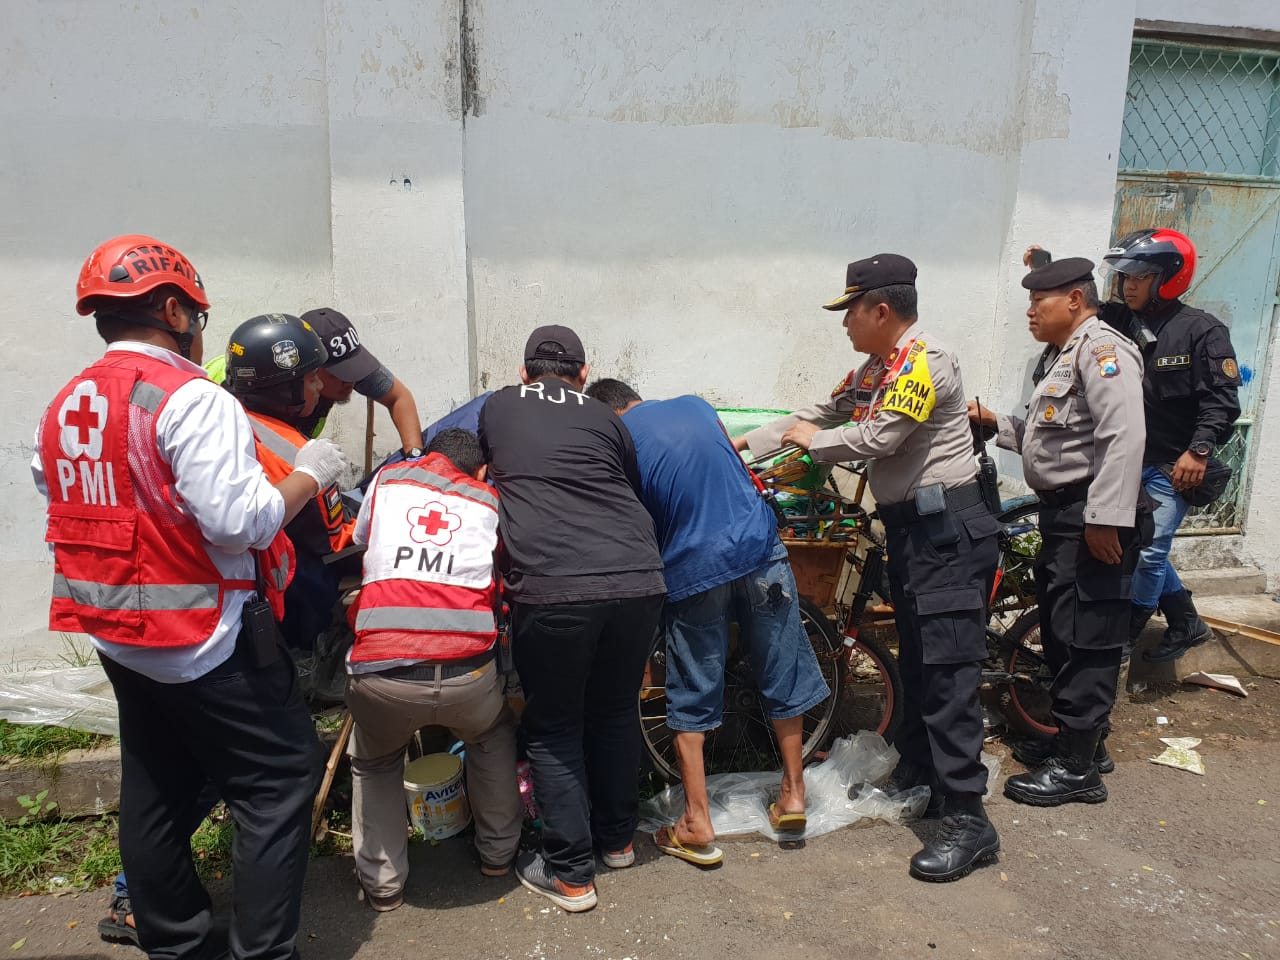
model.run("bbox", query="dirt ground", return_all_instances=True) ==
[4,680,1279,960]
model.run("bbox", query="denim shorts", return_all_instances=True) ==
[662,548,831,732]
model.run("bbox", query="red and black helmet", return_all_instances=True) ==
[1102,228,1197,301]
[75,234,209,316]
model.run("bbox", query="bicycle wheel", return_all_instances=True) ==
[998,608,1057,738]
[830,628,902,745]
[991,498,1041,631]
[638,597,843,783]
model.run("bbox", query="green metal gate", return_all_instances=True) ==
[1113,37,1280,533]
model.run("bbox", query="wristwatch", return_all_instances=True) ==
[405,447,424,459]
[1189,441,1213,458]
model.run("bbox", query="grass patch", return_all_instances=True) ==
[0,721,112,765]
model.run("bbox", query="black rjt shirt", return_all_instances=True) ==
[478,378,665,604]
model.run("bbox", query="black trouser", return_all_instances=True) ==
[511,594,664,886]
[883,499,1000,799]
[1036,500,1141,733]
[100,641,323,960]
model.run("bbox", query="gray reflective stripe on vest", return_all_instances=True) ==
[52,574,219,611]
[129,381,167,414]
[376,465,499,511]
[355,606,495,634]
[252,421,299,465]
[270,553,290,592]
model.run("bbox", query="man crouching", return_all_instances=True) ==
[346,429,521,910]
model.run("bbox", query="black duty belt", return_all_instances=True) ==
[1034,479,1093,508]
[382,650,496,682]
[876,482,986,527]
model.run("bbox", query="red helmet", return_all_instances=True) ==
[75,235,209,316]
[1102,228,1196,301]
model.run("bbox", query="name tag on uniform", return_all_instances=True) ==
[1156,355,1191,370]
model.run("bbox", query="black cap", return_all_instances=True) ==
[823,253,918,311]
[298,308,382,384]
[1022,257,1096,291]
[524,324,586,364]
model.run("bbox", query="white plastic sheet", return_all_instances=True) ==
[638,732,1002,841]
[0,664,119,736]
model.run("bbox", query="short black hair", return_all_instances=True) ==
[1045,279,1101,309]
[91,284,199,344]
[860,283,918,320]
[524,357,585,381]
[584,378,642,411]
[427,428,484,476]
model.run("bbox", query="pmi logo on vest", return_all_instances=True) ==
[395,500,463,574]
[54,382,117,506]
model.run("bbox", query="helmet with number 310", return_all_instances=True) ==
[1102,228,1197,301]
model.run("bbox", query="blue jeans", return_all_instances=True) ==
[662,548,830,732]
[1131,466,1190,610]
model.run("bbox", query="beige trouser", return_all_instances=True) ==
[345,661,521,897]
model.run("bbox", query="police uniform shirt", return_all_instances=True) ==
[745,325,977,505]
[995,314,1145,526]
[31,342,287,683]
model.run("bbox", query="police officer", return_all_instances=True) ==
[741,254,1001,883]
[34,235,344,960]
[970,258,1146,807]
[1096,230,1241,662]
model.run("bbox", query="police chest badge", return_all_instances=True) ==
[272,340,300,370]
[1043,404,1055,422]
[831,370,856,398]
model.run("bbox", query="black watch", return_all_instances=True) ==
[405,447,424,459]
[1189,441,1213,458]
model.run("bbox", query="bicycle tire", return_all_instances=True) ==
[998,607,1057,738]
[991,499,1041,631]
[638,596,844,784]
[829,626,902,746]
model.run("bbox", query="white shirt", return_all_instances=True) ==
[31,342,286,683]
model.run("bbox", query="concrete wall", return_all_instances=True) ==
[2,0,1278,664]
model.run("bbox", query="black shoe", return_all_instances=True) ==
[1145,589,1212,663]
[865,760,943,817]
[908,808,1000,882]
[1012,735,1113,774]
[1003,729,1108,806]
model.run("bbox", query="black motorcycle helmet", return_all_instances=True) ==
[224,313,328,421]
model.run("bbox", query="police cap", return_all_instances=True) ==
[1022,257,1096,291]
[823,253,917,311]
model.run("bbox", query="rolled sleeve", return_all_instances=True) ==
[157,381,285,552]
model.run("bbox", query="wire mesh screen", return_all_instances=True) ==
[1179,421,1251,533]
[1120,41,1280,177]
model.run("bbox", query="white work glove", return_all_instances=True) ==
[293,439,348,489]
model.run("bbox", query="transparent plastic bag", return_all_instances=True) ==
[0,665,119,736]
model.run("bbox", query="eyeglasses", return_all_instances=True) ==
[190,307,209,331]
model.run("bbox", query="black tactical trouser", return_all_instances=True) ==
[1035,499,1142,733]
[883,494,1001,798]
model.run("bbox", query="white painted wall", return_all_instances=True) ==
[2,0,1278,664]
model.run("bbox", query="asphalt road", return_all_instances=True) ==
[4,681,1279,960]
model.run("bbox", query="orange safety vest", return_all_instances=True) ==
[350,453,499,664]
[39,352,294,646]
[246,411,356,553]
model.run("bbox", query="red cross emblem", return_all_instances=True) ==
[57,382,109,460]
[406,500,462,546]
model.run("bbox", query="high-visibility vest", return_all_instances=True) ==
[39,352,294,646]
[246,411,355,553]
[351,453,499,664]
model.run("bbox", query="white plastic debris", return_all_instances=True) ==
[1149,737,1205,776]
[1182,672,1248,698]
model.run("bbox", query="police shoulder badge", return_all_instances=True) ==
[1222,357,1240,380]
[1093,340,1120,378]
[831,369,856,398]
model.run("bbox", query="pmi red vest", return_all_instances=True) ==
[351,453,499,663]
[39,351,295,646]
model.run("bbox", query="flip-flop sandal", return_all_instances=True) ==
[653,825,723,867]
[768,803,807,833]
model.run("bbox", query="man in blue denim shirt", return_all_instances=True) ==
[585,380,830,867]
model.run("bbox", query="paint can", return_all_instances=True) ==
[403,752,470,839]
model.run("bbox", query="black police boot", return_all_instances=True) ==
[1144,589,1212,663]
[1003,728,1108,806]
[1012,733,1113,774]
[908,793,1000,883]
[861,760,944,817]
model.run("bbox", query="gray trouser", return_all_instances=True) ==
[345,661,521,897]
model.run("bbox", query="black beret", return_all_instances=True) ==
[823,253,917,311]
[1022,257,1096,291]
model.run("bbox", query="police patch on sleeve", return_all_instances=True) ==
[1222,357,1240,380]
[1092,340,1120,378]
[880,341,936,423]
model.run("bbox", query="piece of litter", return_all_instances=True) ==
[999,872,1008,882]
[1156,716,1169,725]
[9,940,25,952]
[1150,737,1205,775]
[539,908,550,914]
[1158,820,1167,825]
[783,912,793,920]
[66,922,77,930]
[750,853,760,858]
[1183,672,1248,697]
[1141,866,1154,872]
[1259,800,1267,806]
[497,897,505,904]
